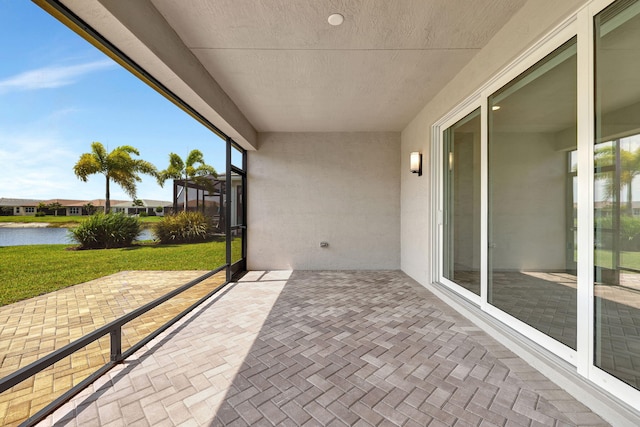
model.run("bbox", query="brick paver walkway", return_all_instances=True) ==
[38,271,610,426]
[0,270,226,426]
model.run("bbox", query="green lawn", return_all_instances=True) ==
[0,215,163,227]
[0,239,241,306]
[595,249,640,270]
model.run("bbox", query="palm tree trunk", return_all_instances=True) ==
[628,181,633,216]
[183,176,188,212]
[105,176,111,214]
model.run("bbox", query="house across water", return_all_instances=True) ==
[0,197,172,216]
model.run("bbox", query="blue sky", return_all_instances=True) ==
[0,1,228,202]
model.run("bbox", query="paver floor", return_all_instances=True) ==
[455,269,640,388]
[0,270,226,426]
[38,271,612,426]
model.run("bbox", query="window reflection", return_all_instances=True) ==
[594,0,640,390]
[443,108,481,295]
[488,38,577,349]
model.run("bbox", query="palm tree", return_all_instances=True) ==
[47,202,63,217]
[132,198,145,215]
[157,150,217,212]
[36,202,47,214]
[73,142,157,213]
[595,143,640,216]
[83,202,97,215]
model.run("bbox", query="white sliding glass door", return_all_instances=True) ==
[594,0,640,391]
[487,38,578,350]
[433,0,640,406]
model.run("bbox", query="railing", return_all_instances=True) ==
[0,264,230,427]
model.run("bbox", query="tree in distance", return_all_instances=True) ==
[73,142,157,213]
[157,150,217,212]
[47,202,63,216]
[595,145,640,216]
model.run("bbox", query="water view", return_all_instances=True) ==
[0,227,154,247]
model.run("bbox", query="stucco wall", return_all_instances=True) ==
[452,131,481,271]
[490,132,568,271]
[400,0,586,285]
[248,132,400,270]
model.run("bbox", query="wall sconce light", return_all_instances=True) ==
[410,152,422,176]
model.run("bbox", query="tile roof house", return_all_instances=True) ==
[0,198,170,216]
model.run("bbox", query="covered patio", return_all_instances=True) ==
[38,271,605,426]
[12,0,640,424]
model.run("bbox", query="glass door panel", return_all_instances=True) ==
[488,37,577,349]
[443,108,481,295]
[594,0,640,389]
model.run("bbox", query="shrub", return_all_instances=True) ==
[595,215,640,251]
[83,203,97,215]
[35,211,46,217]
[139,211,149,217]
[153,211,215,244]
[70,213,141,249]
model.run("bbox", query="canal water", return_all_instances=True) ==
[0,228,154,247]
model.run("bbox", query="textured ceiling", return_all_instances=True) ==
[56,0,529,139]
[148,0,528,132]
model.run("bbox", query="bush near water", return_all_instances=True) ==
[70,213,141,249]
[153,211,216,244]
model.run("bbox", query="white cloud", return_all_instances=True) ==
[0,131,173,202]
[0,133,80,199]
[0,60,115,94]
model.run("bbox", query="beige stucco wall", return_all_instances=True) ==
[248,132,400,270]
[400,0,587,284]
[452,131,481,271]
[490,132,568,271]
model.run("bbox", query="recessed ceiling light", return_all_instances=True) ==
[328,13,344,26]
[492,105,501,111]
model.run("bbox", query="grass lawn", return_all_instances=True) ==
[0,239,241,306]
[595,248,640,270]
[0,215,162,227]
